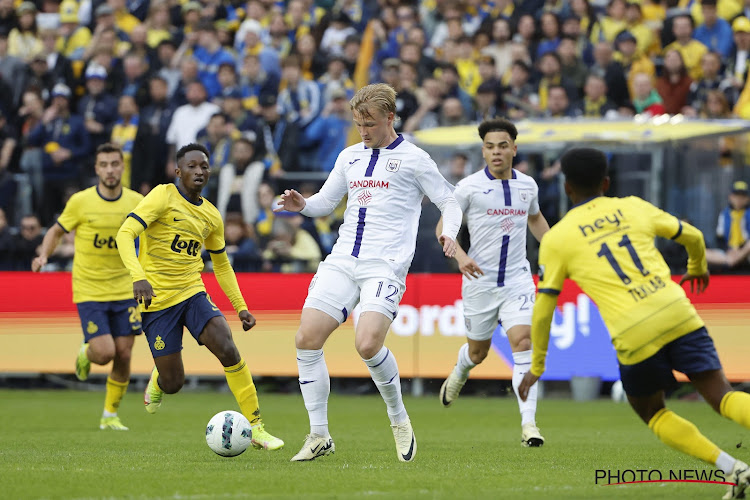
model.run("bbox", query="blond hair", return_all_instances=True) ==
[350,83,397,119]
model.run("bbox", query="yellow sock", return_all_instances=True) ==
[648,408,721,465]
[224,359,261,425]
[104,376,129,414]
[721,391,750,429]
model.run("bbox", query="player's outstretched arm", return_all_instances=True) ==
[32,223,65,272]
[275,189,306,213]
[116,216,156,307]
[518,291,558,401]
[210,250,251,325]
[435,216,483,278]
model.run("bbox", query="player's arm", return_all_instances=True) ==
[206,220,254,331]
[31,223,66,271]
[648,199,709,293]
[527,211,550,242]
[276,155,347,216]
[435,216,483,279]
[416,157,462,258]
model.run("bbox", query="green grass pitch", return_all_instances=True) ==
[1,389,747,499]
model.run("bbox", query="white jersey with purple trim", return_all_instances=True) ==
[455,167,540,288]
[304,135,455,280]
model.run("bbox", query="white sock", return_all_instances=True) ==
[511,350,537,426]
[716,450,738,475]
[363,347,408,425]
[452,343,476,380]
[297,348,330,438]
[102,410,117,418]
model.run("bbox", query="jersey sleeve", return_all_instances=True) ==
[414,155,455,204]
[56,192,81,232]
[633,197,682,240]
[453,181,471,213]
[128,185,169,228]
[204,213,226,254]
[528,181,540,216]
[537,231,567,294]
[300,152,348,217]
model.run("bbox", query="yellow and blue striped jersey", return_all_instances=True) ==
[536,196,707,365]
[125,184,227,311]
[56,186,144,303]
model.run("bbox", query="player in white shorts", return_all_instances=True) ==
[275,83,462,463]
[436,118,550,446]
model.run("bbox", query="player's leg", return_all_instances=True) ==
[357,275,415,462]
[75,302,118,381]
[506,324,544,447]
[621,339,748,499]
[141,302,187,413]
[291,261,358,461]
[441,285,497,407]
[191,293,283,451]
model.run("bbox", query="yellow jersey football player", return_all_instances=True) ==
[518,148,750,499]
[115,143,283,451]
[32,143,144,431]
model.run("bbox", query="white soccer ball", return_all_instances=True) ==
[205,411,253,457]
[611,380,627,403]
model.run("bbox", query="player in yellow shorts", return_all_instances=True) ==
[115,143,283,450]
[33,143,144,431]
[519,148,750,499]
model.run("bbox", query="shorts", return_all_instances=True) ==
[619,327,722,397]
[304,254,405,324]
[77,299,143,342]
[462,279,536,341]
[141,292,224,358]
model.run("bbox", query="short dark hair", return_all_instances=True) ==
[96,142,123,160]
[560,148,608,193]
[478,118,518,141]
[176,143,210,163]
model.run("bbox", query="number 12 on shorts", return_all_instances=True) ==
[376,281,399,303]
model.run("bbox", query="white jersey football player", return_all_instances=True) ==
[436,118,550,447]
[275,83,462,463]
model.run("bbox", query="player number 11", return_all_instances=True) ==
[596,234,650,285]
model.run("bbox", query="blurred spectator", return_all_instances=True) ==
[318,55,354,106]
[398,39,436,86]
[614,30,655,98]
[153,39,180,98]
[320,11,357,57]
[23,83,89,225]
[557,34,588,93]
[34,28,76,95]
[544,84,580,117]
[693,0,733,60]
[216,135,265,224]
[439,96,469,127]
[656,49,693,114]
[0,109,15,212]
[223,217,262,272]
[0,207,12,269]
[0,25,29,112]
[444,152,470,185]
[79,63,118,158]
[706,181,750,271]
[8,1,41,62]
[108,0,140,35]
[304,87,351,172]
[664,14,708,80]
[473,81,502,122]
[235,18,280,79]
[727,17,750,93]
[0,0,17,35]
[560,12,594,66]
[255,181,277,243]
[110,94,139,188]
[477,54,501,89]
[504,60,539,120]
[294,33,327,81]
[573,73,619,118]
[184,20,236,99]
[435,63,474,115]
[267,13,293,59]
[278,54,322,129]
[262,211,321,273]
[258,93,300,174]
[11,214,42,270]
[534,51,578,110]
[144,0,178,48]
[590,40,630,108]
[340,34,360,76]
[403,76,443,133]
[239,52,280,114]
[455,35,481,96]
[197,112,232,189]
[513,14,538,61]
[17,88,43,139]
[624,2,655,58]
[632,72,667,116]
[481,17,513,79]
[165,80,220,176]
[685,51,735,117]
[393,61,420,133]
[536,11,561,60]
[131,76,175,194]
[56,0,91,61]
[116,52,151,110]
[127,24,157,69]
[592,0,627,43]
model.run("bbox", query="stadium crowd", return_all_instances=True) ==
[2,0,750,273]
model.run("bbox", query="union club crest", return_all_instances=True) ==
[386,159,401,172]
